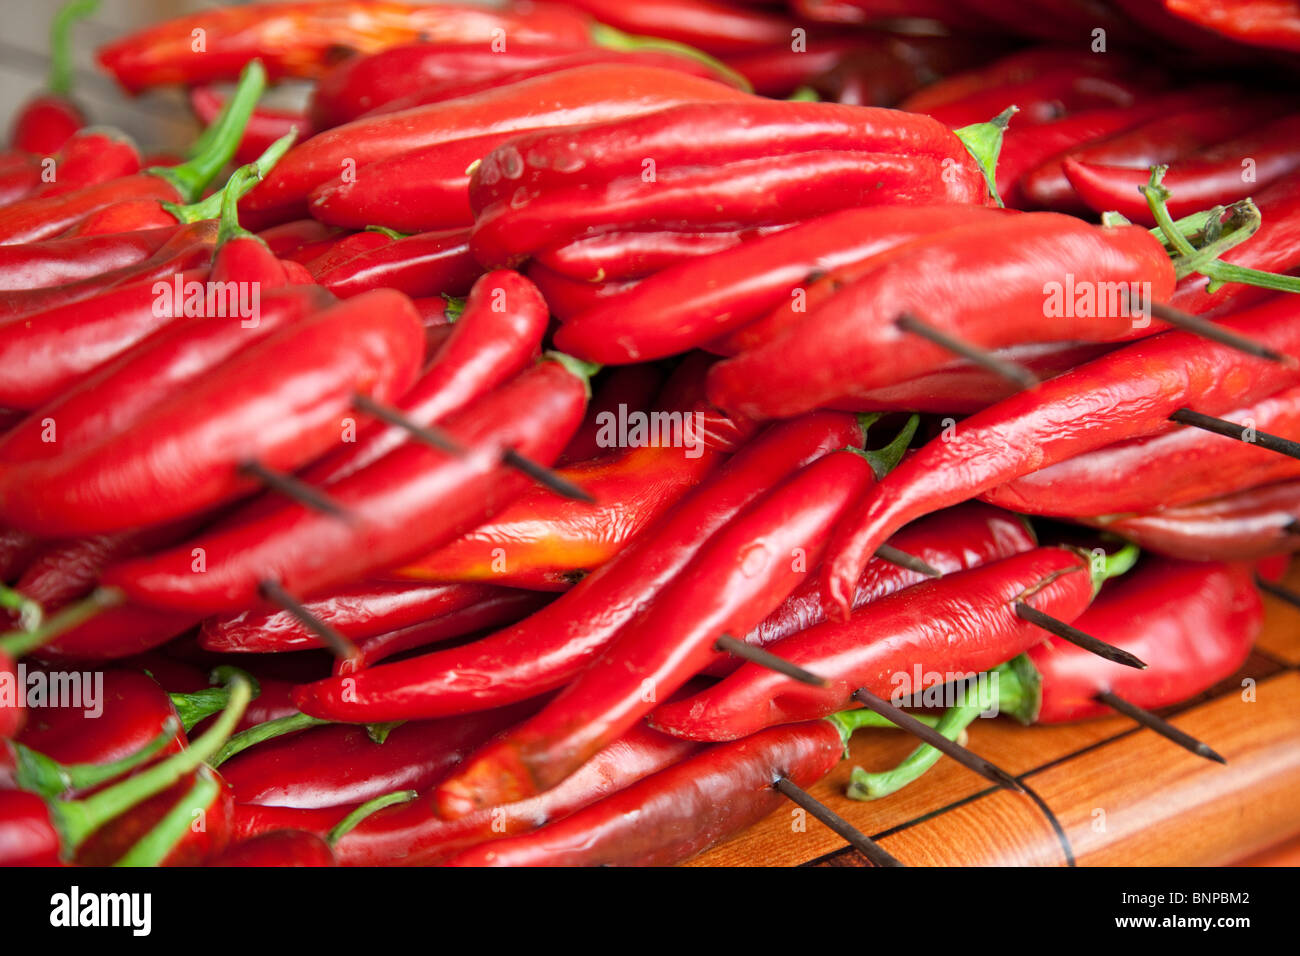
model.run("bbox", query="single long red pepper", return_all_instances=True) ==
[1086,479,1300,561]
[707,213,1176,419]
[1163,0,1300,53]
[559,0,796,54]
[986,382,1300,516]
[97,1,594,91]
[209,828,337,867]
[200,581,500,654]
[1065,113,1300,224]
[8,0,99,156]
[0,288,424,536]
[551,205,1004,364]
[103,358,591,614]
[397,405,745,590]
[0,60,265,245]
[0,226,175,290]
[536,228,763,283]
[445,720,843,866]
[1028,557,1262,722]
[434,448,878,816]
[244,64,752,221]
[290,411,865,724]
[313,227,480,299]
[651,546,1103,741]
[525,263,638,320]
[819,295,1300,620]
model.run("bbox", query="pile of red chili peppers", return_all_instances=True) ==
[1,0,1298,868]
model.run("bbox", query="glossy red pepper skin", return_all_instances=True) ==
[221,705,533,809]
[27,131,143,204]
[709,503,1037,677]
[0,172,193,246]
[302,229,398,277]
[553,205,1004,364]
[708,215,1176,420]
[0,289,424,536]
[74,772,234,866]
[986,383,1300,517]
[1018,96,1280,211]
[563,0,796,54]
[901,47,1118,114]
[559,364,667,463]
[0,790,62,865]
[37,605,199,663]
[256,219,340,258]
[820,295,1300,619]
[446,720,842,866]
[1163,0,1300,52]
[245,65,751,220]
[536,229,760,283]
[0,226,176,290]
[525,263,637,320]
[396,407,745,590]
[652,547,1095,741]
[189,87,311,167]
[0,265,210,410]
[919,68,1154,129]
[0,156,42,208]
[10,97,83,158]
[1030,559,1262,722]
[105,360,589,614]
[97,1,593,92]
[435,449,876,816]
[200,581,500,654]
[1087,479,1300,562]
[1065,113,1300,225]
[291,412,863,725]
[842,342,1116,415]
[314,228,480,299]
[209,829,336,866]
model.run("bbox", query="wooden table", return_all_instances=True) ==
[688,565,1300,867]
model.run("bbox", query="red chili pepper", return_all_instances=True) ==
[219,705,534,809]
[8,1,98,156]
[918,68,1156,129]
[200,581,500,654]
[1065,113,1300,224]
[708,503,1038,678]
[0,61,266,245]
[535,228,761,284]
[1018,95,1281,211]
[0,226,177,291]
[300,227,400,276]
[552,205,1004,364]
[842,341,1116,414]
[558,364,667,463]
[1031,557,1262,722]
[313,227,480,299]
[561,0,797,54]
[651,547,1099,741]
[103,357,591,614]
[525,263,638,320]
[97,1,594,92]
[794,0,989,31]
[1087,479,1300,561]
[818,294,1300,620]
[986,382,1300,517]
[0,288,424,536]
[0,129,142,211]
[256,219,340,259]
[0,156,43,209]
[707,213,1176,420]
[74,770,234,866]
[209,828,337,866]
[290,411,863,725]
[902,47,1112,114]
[245,64,751,221]
[36,605,199,663]
[1162,0,1300,52]
[445,720,843,866]
[0,529,41,582]
[434,448,877,816]
[189,86,312,167]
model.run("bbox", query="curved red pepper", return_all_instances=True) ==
[1162,0,1300,53]
[818,294,1300,619]
[8,0,98,156]
[313,228,480,299]
[290,411,863,724]
[0,226,177,291]
[707,213,1176,420]
[445,720,842,866]
[209,829,336,866]
[651,547,1096,741]
[525,263,638,320]
[561,0,797,54]
[104,358,590,614]
[1029,558,1262,722]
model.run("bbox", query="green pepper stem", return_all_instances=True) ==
[50,675,251,853]
[544,351,603,398]
[589,22,751,93]
[954,106,1017,209]
[148,59,267,204]
[12,719,179,799]
[210,711,329,768]
[826,708,942,751]
[47,0,99,97]
[163,128,296,225]
[169,667,260,733]
[113,767,220,867]
[849,413,920,480]
[1091,541,1140,593]
[326,789,418,846]
[0,587,122,659]
[0,584,41,633]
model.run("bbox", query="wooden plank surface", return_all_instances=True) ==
[689,567,1300,867]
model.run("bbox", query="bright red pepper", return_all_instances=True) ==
[434,448,877,817]
[445,720,843,866]
[36,605,199,663]
[525,263,638,319]
[558,364,667,463]
[0,226,178,291]
[818,295,1300,620]
[97,1,594,92]
[707,213,1176,420]
[209,829,336,866]
[103,358,590,614]
[244,64,751,221]
[0,288,424,536]
[290,411,864,725]
[1163,0,1300,53]
[8,0,98,156]
[313,228,480,299]
[189,86,311,167]
[535,228,760,283]
[560,0,797,54]
[651,547,1098,741]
